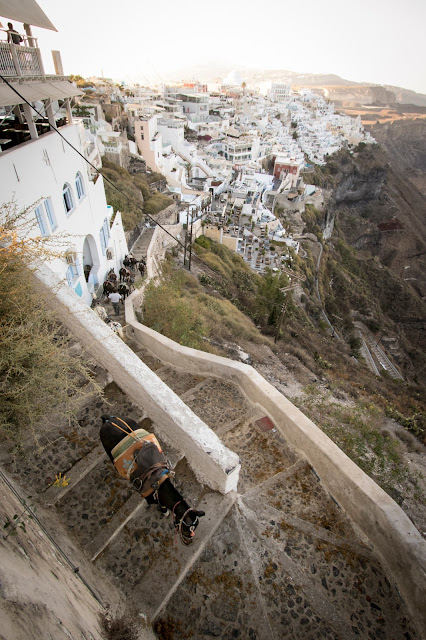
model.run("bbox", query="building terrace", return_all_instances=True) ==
[0,26,79,154]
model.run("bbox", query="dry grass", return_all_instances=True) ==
[141,256,265,352]
[292,388,423,505]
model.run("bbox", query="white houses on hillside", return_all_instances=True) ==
[0,4,128,306]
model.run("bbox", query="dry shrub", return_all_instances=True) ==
[142,258,263,349]
[99,613,139,640]
[0,201,103,451]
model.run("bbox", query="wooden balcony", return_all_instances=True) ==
[0,41,45,77]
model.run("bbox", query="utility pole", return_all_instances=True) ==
[182,203,190,269]
[183,221,188,268]
[188,207,194,271]
[183,203,197,271]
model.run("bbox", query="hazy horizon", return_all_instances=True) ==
[10,0,426,94]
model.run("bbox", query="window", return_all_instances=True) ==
[35,198,57,235]
[35,205,48,236]
[44,198,57,231]
[66,264,78,287]
[63,183,74,214]
[75,172,85,200]
[99,218,110,255]
[65,257,82,288]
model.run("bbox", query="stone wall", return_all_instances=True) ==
[146,222,184,279]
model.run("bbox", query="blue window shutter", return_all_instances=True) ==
[35,206,47,236]
[66,265,73,287]
[103,218,110,240]
[74,281,83,297]
[99,228,106,255]
[44,199,57,231]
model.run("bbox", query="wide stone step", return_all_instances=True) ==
[155,366,208,398]
[93,464,235,621]
[181,378,254,432]
[154,504,275,640]
[130,228,155,260]
[155,478,418,640]
[219,411,298,493]
[236,494,416,640]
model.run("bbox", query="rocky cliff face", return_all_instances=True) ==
[366,119,426,195]
[334,166,386,204]
[320,142,426,382]
[327,145,426,292]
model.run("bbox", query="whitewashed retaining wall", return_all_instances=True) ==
[146,222,183,279]
[35,263,240,495]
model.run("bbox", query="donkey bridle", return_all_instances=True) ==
[172,501,199,545]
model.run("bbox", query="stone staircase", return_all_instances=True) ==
[131,226,154,262]
[104,228,154,323]
[2,329,419,640]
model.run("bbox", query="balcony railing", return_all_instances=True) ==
[0,42,44,77]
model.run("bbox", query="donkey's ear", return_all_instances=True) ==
[195,510,205,518]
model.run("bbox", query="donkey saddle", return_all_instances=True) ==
[111,428,169,497]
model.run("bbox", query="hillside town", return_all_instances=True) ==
[79,74,376,272]
[0,51,375,301]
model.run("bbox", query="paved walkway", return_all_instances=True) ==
[1,228,419,639]
[104,228,154,324]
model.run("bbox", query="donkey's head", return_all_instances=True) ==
[174,503,205,545]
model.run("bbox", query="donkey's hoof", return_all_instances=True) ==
[158,505,170,516]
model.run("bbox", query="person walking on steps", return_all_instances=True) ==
[108,290,122,316]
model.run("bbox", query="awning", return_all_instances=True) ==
[0,0,57,31]
[0,80,82,107]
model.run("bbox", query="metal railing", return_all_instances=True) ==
[0,42,43,77]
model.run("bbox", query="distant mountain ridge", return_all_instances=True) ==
[159,64,426,106]
[161,63,358,86]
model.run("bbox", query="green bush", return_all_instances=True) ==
[101,158,171,231]
[144,192,173,216]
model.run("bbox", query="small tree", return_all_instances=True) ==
[185,162,192,184]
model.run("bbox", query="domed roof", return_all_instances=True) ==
[224,70,242,86]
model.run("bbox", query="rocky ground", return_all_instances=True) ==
[226,335,426,540]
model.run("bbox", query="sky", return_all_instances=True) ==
[13,0,426,94]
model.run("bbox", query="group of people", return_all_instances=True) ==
[103,254,146,316]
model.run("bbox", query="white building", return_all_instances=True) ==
[0,7,128,306]
[268,83,291,103]
[176,92,210,123]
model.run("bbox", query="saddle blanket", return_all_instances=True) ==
[111,428,169,497]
